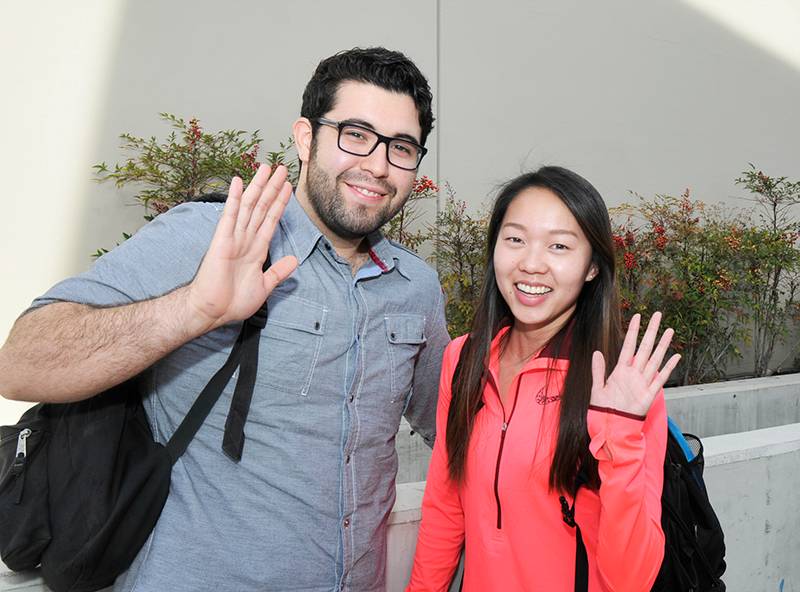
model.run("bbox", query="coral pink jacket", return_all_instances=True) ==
[407,330,667,592]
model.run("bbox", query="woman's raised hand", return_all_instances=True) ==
[590,312,681,417]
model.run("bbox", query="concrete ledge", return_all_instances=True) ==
[395,374,800,482]
[703,422,800,465]
[395,420,432,484]
[702,423,800,591]
[665,374,800,437]
[0,567,43,591]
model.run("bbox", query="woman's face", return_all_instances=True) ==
[493,187,598,335]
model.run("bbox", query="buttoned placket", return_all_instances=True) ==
[320,239,386,592]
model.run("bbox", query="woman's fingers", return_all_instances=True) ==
[591,350,606,390]
[634,311,662,371]
[643,327,674,383]
[619,313,641,365]
[652,353,682,391]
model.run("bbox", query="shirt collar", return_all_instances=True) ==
[364,231,412,281]
[281,194,411,280]
[279,194,325,265]
[488,320,573,374]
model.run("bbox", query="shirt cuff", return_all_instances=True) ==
[587,407,647,463]
[588,404,646,421]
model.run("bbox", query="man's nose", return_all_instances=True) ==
[359,141,391,178]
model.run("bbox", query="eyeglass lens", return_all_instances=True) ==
[338,125,421,169]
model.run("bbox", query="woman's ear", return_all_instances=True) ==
[293,117,313,163]
[585,263,599,282]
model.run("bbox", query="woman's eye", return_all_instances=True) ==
[551,243,568,250]
[505,236,523,244]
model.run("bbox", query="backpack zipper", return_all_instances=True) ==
[9,428,33,504]
[15,428,31,458]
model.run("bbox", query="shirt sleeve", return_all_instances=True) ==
[406,338,464,592]
[404,285,450,448]
[29,202,221,310]
[586,390,667,591]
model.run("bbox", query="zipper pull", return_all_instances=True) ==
[13,428,31,473]
[12,428,32,505]
[501,422,508,432]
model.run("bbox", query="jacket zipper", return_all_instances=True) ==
[493,380,521,529]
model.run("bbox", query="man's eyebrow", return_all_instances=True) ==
[342,118,421,145]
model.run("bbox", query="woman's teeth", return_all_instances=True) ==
[516,283,552,295]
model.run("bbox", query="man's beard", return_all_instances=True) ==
[305,157,407,240]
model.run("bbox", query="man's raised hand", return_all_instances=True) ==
[187,164,298,332]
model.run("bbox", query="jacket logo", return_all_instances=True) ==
[535,386,561,405]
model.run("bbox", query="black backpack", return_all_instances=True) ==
[562,417,726,592]
[0,244,270,592]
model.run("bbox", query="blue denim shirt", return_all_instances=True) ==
[33,196,450,592]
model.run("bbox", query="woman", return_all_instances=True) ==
[407,167,679,591]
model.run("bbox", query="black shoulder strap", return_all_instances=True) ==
[221,301,267,461]
[165,256,271,464]
[562,462,589,592]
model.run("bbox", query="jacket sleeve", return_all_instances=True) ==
[586,390,667,591]
[406,339,465,592]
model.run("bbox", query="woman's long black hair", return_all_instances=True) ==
[445,166,622,493]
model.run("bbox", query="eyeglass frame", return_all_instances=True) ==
[313,117,428,171]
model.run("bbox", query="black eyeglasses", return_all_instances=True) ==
[314,117,427,171]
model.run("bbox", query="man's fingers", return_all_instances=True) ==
[619,313,641,365]
[635,312,662,371]
[591,350,606,390]
[248,165,289,235]
[217,176,243,239]
[234,164,273,235]
[262,255,298,294]
[254,180,293,251]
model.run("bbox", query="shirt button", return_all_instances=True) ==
[343,518,350,528]
[349,394,354,403]
[346,454,351,464]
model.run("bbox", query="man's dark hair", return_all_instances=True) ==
[301,47,435,146]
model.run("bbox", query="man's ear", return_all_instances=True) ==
[293,117,313,163]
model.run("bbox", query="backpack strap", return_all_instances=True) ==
[165,255,271,464]
[562,462,589,592]
[221,297,267,461]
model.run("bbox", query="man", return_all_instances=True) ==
[0,47,449,591]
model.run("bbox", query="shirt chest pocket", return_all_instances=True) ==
[384,314,426,403]
[258,295,327,396]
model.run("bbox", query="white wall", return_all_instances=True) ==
[2,0,799,425]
